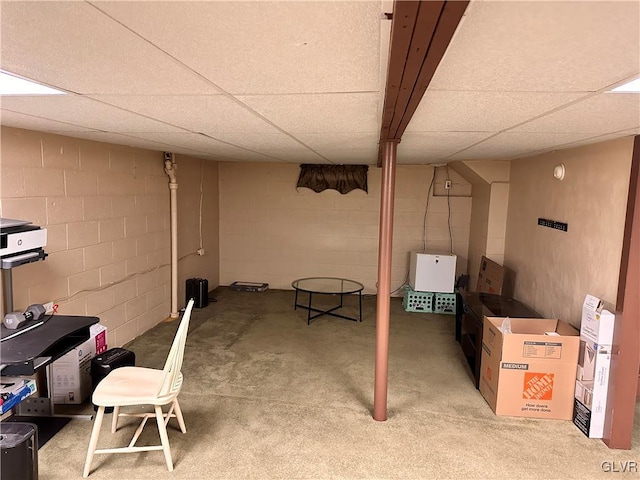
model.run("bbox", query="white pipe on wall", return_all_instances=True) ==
[164,154,179,319]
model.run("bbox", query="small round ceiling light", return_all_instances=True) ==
[553,163,565,180]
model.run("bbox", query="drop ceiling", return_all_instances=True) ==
[1,1,639,165]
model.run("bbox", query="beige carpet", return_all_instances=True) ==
[39,288,640,479]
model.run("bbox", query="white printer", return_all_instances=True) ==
[0,218,47,269]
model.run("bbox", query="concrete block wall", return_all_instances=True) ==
[0,127,217,347]
[219,163,472,294]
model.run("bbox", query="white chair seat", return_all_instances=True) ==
[93,367,182,407]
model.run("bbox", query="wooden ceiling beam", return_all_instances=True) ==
[378,0,469,167]
[380,1,427,141]
[386,1,445,139]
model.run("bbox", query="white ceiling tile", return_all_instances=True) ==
[0,110,95,132]
[262,150,330,164]
[129,132,279,162]
[321,149,378,165]
[549,128,640,151]
[212,133,311,151]
[431,1,640,92]
[88,95,279,134]
[406,91,584,132]
[52,131,195,153]
[1,96,182,133]
[0,1,220,95]
[448,132,600,161]
[92,1,384,94]
[238,93,380,134]
[398,132,493,163]
[295,133,379,151]
[510,93,640,134]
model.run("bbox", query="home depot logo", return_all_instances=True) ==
[522,372,554,400]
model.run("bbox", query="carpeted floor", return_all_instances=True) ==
[39,287,640,479]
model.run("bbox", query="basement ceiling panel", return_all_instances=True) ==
[511,94,640,134]
[88,95,280,135]
[430,1,640,93]
[0,1,220,95]
[2,96,181,133]
[92,1,384,95]
[406,91,585,133]
[295,133,380,151]
[0,111,96,133]
[449,131,603,161]
[397,131,492,164]
[127,132,282,162]
[238,93,380,134]
[59,131,205,155]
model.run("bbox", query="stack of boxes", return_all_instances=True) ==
[52,323,107,404]
[573,294,615,438]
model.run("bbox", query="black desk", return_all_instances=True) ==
[455,292,539,388]
[1,315,99,446]
[1,315,98,376]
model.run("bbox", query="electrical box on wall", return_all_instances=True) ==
[409,252,457,293]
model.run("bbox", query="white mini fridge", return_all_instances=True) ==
[409,252,457,293]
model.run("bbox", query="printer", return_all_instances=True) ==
[0,218,47,269]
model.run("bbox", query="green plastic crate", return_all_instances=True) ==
[433,292,456,314]
[402,286,433,313]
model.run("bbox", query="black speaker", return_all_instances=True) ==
[91,348,136,413]
[186,278,209,308]
[0,422,38,480]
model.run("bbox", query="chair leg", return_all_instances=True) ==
[173,399,187,433]
[111,406,120,433]
[83,406,105,477]
[155,405,173,472]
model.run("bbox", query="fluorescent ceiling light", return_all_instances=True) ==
[609,77,640,93]
[0,70,65,95]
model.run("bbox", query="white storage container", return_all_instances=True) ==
[409,252,457,293]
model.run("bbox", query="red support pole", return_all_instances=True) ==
[373,139,398,421]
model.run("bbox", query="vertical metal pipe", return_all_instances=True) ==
[373,139,398,421]
[164,155,179,319]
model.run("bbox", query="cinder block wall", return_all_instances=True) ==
[0,127,218,346]
[219,163,472,294]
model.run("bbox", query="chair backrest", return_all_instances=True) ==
[157,298,195,398]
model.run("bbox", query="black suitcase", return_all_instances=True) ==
[186,278,209,308]
[91,348,136,412]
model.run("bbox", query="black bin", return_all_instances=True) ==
[186,278,209,308]
[91,348,136,413]
[1,422,38,480]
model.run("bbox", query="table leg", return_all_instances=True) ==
[359,291,362,322]
[307,292,313,325]
[294,289,298,310]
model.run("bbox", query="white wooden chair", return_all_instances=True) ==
[83,299,195,477]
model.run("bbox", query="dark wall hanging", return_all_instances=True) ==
[296,164,368,194]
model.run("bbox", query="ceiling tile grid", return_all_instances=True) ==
[0,1,638,165]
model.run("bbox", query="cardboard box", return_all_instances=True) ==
[52,323,107,404]
[479,316,580,419]
[476,256,505,295]
[573,294,615,438]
